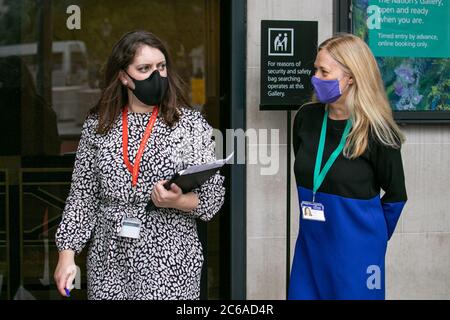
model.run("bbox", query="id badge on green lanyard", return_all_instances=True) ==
[303,110,352,222]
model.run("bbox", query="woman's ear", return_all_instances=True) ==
[119,70,135,89]
[348,76,353,85]
[118,70,128,85]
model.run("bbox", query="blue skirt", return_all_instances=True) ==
[288,186,405,300]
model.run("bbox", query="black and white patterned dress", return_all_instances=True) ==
[55,107,225,300]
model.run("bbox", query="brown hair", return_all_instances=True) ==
[90,30,191,133]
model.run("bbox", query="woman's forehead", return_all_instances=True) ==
[133,45,165,64]
[315,49,339,69]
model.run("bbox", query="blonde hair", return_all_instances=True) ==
[318,33,405,159]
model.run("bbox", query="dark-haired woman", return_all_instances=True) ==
[54,31,225,300]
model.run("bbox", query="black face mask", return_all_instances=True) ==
[124,69,168,106]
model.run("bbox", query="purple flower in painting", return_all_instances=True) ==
[393,62,423,111]
[394,81,404,96]
[412,92,423,105]
[394,65,415,84]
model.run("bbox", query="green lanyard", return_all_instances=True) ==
[312,110,352,202]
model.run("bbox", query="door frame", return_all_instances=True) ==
[220,0,247,300]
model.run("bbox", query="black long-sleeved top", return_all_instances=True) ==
[293,102,407,205]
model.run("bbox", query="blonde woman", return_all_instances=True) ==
[289,33,407,300]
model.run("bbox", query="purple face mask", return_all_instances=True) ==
[311,76,343,104]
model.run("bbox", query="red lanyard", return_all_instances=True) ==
[122,106,159,187]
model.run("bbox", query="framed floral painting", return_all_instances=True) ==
[350,0,450,123]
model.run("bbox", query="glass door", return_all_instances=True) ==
[0,0,226,300]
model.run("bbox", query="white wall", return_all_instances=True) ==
[386,125,450,299]
[246,0,450,300]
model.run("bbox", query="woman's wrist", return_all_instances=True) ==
[59,249,75,262]
[175,192,199,212]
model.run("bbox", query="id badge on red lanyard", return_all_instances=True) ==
[119,106,159,238]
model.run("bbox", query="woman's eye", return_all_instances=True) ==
[139,66,149,72]
[158,64,166,71]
